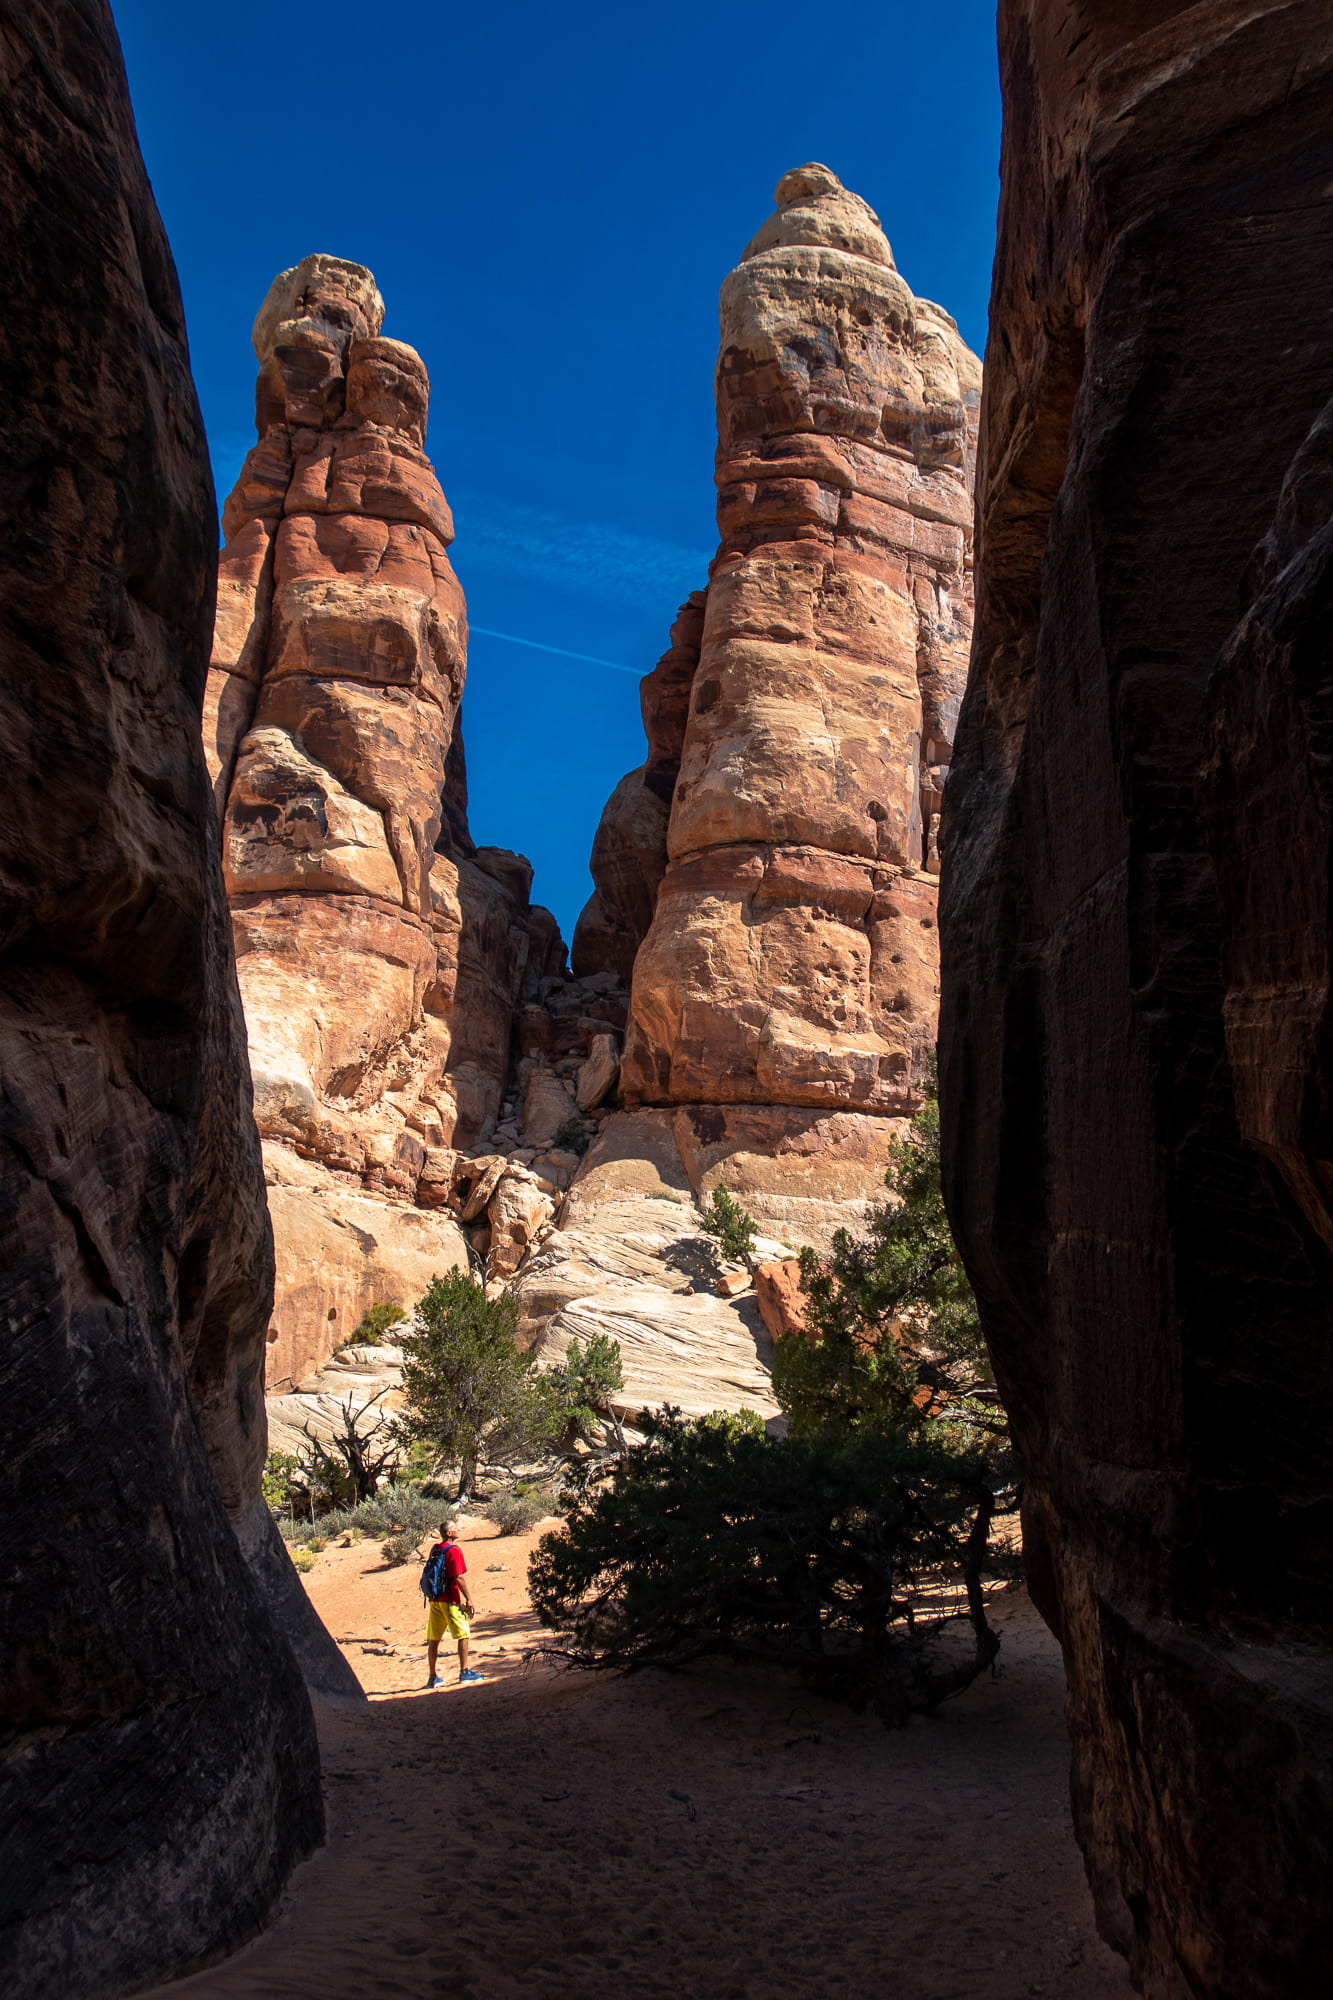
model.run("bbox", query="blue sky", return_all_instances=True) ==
[114,0,1001,942]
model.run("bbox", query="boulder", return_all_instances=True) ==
[485,1173,555,1284]
[514,1142,780,1425]
[261,1146,469,1391]
[522,1064,577,1147]
[575,1031,621,1111]
[753,1260,810,1342]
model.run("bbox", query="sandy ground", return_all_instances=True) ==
[151,1522,1134,2000]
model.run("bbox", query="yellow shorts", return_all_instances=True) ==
[425,1600,470,1643]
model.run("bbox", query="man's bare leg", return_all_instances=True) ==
[458,1635,470,1677]
[426,1638,440,1686]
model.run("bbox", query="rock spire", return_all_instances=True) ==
[208,261,578,1387]
[575,165,980,1239]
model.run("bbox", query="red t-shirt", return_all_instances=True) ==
[429,1542,466,1604]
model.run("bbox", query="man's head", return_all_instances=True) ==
[439,1520,459,1542]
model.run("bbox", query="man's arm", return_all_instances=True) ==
[451,1546,476,1616]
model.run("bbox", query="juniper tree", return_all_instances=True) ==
[700,1185,758,1265]
[393,1273,550,1498]
[774,1080,1005,1463]
[394,1275,627,1498]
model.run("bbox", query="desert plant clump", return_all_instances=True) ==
[290,1547,316,1574]
[270,1396,405,1519]
[349,1300,408,1347]
[278,1481,443,1548]
[530,1408,1011,1726]
[700,1186,758,1265]
[541,1332,624,1451]
[554,1115,592,1156]
[392,1273,627,1499]
[262,1451,302,1514]
[531,1065,1017,1726]
[484,1485,558,1536]
[381,1530,425,1568]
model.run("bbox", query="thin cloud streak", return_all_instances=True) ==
[470,626,643,677]
[451,489,708,606]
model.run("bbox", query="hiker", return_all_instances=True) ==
[422,1519,483,1688]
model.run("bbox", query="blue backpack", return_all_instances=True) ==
[421,1544,452,1602]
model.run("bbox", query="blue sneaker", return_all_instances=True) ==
[458,1669,485,1685]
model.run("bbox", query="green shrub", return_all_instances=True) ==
[290,1547,316,1574]
[351,1300,407,1346]
[262,1451,302,1514]
[540,1331,624,1451]
[306,1537,327,1554]
[700,1186,758,1264]
[554,1115,591,1156]
[529,1409,1011,1726]
[528,1069,1016,1728]
[278,1484,441,1547]
[485,1487,557,1536]
[382,1530,424,1568]
[776,1072,1005,1460]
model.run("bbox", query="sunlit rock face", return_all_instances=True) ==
[0,5,326,1990]
[209,262,566,1388]
[939,7,1333,1996]
[576,165,979,1241]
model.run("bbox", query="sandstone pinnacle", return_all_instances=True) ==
[575,166,980,1242]
[208,258,563,1389]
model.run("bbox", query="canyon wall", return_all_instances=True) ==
[209,265,571,1388]
[575,165,980,1246]
[0,4,324,1992]
[939,5,1333,1995]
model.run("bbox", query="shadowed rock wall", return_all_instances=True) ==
[939,6,1333,1995]
[0,3,325,1992]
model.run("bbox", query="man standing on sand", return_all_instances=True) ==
[423,1520,483,1689]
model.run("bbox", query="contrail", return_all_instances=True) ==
[469,625,642,677]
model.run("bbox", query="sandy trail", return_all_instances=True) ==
[151,1524,1133,2000]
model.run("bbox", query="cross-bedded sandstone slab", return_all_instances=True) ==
[940,7,1333,1994]
[0,5,325,1991]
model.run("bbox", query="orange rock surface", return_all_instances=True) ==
[208,260,568,1386]
[753,1258,811,1341]
[577,167,980,1234]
